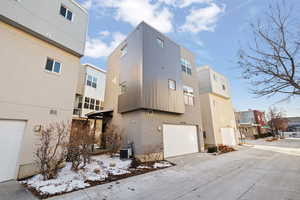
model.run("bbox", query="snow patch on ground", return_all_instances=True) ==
[153,161,172,168]
[21,155,132,196]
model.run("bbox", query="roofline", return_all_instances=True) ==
[70,0,88,14]
[82,63,106,73]
[0,15,83,57]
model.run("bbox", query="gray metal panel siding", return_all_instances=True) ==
[0,0,87,56]
[118,26,143,113]
[141,23,185,114]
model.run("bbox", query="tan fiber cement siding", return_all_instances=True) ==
[0,22,80,179]
[200,93,238,146]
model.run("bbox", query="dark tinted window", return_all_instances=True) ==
[60,6,67,17]
[67,10,73,21]
[45,58,54,71]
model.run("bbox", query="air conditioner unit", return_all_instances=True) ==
[120,148,132,159]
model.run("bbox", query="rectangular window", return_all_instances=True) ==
[168,79,176,90]
[90,98,95,110]
[45,58,61,74]
[120,82,127,94]
[157,38,164,48]
[84,97,90,109]
[60,5,73,21]
[95,100,100,111]
[183,85,194,106]
[87,75,92,86]
[92,77,97,88]
[181,58,192,76]
[121,45,127,57]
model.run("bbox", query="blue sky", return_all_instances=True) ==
[77,0,300,117]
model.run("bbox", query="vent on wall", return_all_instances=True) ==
[49,109,58,115]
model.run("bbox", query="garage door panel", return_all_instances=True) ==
[163,124,198,158]
[221,128,236,146]
[0,120,26,182]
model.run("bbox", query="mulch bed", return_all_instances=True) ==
[22,160,175,199]
[265,137,279,142]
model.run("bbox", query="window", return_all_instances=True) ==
[181,58,192,76]
[168,79,176,90]
[90,98,95,110]
[222,84,226,91]
[45,58,61,73]
[78,96,83,108]
[95,100,100,111]
[60,5,73,21]
[121,45,127,57]
[84,97,90,109]
[157,38,164,48]
[87,75,92,86]
[86,75,97,88]
[120,82,127,94]
[92,77,97,88]
[183,85,194,106]
[213,74,217,80]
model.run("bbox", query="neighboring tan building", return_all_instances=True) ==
[235,109,268,138]
[0,0,88,181]
[198,66,239,147]
[72,63,106,147]
[104,22,205,159]
[286,117,300,132]
[73,63,106,118]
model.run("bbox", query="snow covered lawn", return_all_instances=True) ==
[21,155,173,198]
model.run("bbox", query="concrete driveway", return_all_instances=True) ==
[2,138,300,200]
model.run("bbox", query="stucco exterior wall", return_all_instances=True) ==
[200,93,238,146]
[0,0,88,56]
[0,22,80,179]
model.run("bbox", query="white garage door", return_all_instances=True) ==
[163,124,199,158]
[0,120,26,182]
[221,128,237,146]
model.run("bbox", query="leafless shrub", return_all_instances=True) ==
[68,120,96,171]
[102,124,123,156]
[35,122,70,180]
[137,144,163,163]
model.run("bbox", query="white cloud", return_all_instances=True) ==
[158,0,212,8]
[99,30,110,37]
[180,3,225,33]
[95,0,173,33]
[85,32,126,58]
[82,0,92,10]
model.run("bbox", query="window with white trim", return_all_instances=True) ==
[181,58,192,75]
[121,45,127,57]
[168,79,176,90]
[157,38,164,48]
[86,75,97,88]
[183,85,194,106]
[120,82,127,94]
[45,58,61,73]
[60,5,73,21]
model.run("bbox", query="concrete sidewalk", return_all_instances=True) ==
[0,180,37,200]
[1,139,300,200]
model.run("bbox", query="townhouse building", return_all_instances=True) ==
[198,66,239,147]
[104,22,205,159]
[235,109,268,138]
[0,0,88,181]
[73,63,106,118]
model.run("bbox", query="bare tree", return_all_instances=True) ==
[267,107,287,136]
[68,120,95,171]
[102,124,123,156]
[238,1,300,98]
[35,122,70,180]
